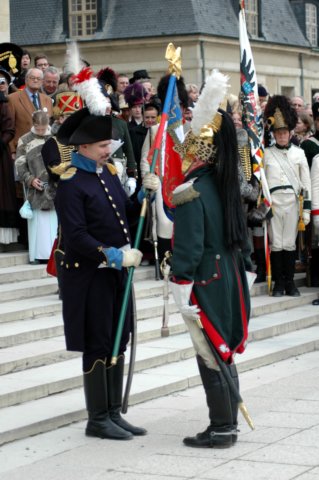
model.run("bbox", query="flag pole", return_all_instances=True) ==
[111,43,181,365]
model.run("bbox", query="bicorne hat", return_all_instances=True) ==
[0,42,23,76]
[57,107,112,146]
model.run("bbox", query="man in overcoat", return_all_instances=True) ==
[55,107,159,440]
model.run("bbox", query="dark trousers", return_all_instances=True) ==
[82,268,132,371]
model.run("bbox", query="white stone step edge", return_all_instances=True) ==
[1,326,319,446]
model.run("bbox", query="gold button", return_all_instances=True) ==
[112,204,116,208]
[201,280,206,284]
[104,188,109,192]
[213,273,218,278]
[111,262,116,268]
[117,212,120,217]
[101,180,105,184]
[75,262,79,268]
[216,254,220,259]
[124,228,128,233]
[120,220,124,225]
[126,237,130,242]
[60,261,64,266]
[108,196,113,200]
[66,264,69,269]
[103,260,107,265]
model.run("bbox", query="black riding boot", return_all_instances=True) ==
[283,250,300,296]
[228,363,239,443]
[254,248,266,283]
[271,251,285,297]
[107,355,147,436]
[183,356,235,448]
[83,359,133,440]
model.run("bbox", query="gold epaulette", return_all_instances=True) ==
[172,179,200,206]
[50,161,71,176]
[60,167,77,181]
[107,162,118,175]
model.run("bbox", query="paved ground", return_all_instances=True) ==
[0,350,319,480]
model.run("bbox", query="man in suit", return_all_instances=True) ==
[8,68,53,156]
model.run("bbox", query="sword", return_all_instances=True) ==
[160,251,172,337]
[122,284,137,414]
[195,316,255,431]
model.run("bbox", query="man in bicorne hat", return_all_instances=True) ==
[264,95,311,297]
[55,107,159,440]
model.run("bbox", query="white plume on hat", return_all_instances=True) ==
[191,69,229,135]
[64,41,82,76]
[71,67,109,116]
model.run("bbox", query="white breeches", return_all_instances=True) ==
[269,192,298,251]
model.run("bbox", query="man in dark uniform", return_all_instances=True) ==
[55,107,159,440]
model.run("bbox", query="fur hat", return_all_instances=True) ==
[157,74,189,110]
[264,95,298,131]
[96,67,118,94]
[124,82,147,107]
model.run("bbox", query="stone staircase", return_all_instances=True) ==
[0,251,319,446]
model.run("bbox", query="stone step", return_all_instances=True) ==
[0,288,318,373]
[0,276,164,303]
[0,264,49,284]
[0,252,29,268]
[1,303,318,403]
[0,277,59,302]
[1,324,319,446]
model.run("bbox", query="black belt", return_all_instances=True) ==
[269,185,294,194]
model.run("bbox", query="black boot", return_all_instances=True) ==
[83,359,133,440]
[254,248,266,283]
[283,250,300,296]
[271,251,285,297]
[228,363,239,443]
[183,356,235,448]
[107,355,147,436]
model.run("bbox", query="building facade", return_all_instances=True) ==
[9,0,319,102]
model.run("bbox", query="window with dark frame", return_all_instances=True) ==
[305,3,318,46]
[245,0,259,37]
[68,0,97,38]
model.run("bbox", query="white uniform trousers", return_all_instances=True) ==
[269,192,298,251]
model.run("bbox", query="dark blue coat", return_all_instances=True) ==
[55,152,141,352]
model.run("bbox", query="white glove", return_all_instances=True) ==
[122,248,143,268]
[302,211,310,226]
[170,281,201,321]
[142,173,160,192]
[125,177,137,197]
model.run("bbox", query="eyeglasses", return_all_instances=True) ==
[36,63,49,68]
[0,79,7,85]
[29,76,43,81]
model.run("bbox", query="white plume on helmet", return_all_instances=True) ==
[191,69,229,136]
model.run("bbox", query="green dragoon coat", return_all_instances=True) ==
[171,165,251,363]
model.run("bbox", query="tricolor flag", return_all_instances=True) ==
[148,75,184,220]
